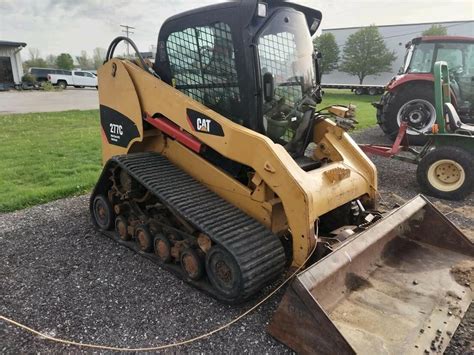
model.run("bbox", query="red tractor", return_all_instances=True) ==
[375,36,474,144]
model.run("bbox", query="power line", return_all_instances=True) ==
[120,24,135,57]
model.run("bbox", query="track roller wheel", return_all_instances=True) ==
[205,246,243,299]
[115,215,130,241]
[180,248,204,280]
[92,194,114,230]
[154,233,172,262]
[134,224,153,252]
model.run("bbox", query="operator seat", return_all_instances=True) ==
[444,103,474,134]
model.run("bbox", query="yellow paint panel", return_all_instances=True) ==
[98,61,143,163]
[98,59,378,266]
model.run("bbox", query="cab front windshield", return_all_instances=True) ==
[257,9,315,143]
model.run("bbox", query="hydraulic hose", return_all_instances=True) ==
[105,36,159,78]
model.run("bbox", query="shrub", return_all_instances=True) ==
[21,73,36,84]
[42,81,56,91]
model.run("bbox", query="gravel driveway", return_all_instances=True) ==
[0,88,98,115]
[1,127,472,353]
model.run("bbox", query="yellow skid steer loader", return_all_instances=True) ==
[90,1,473,352]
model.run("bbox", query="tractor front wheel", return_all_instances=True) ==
[416,146,473,200]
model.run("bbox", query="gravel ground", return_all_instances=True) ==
[1,126,472,353]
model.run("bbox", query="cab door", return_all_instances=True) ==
[73,71,86,86]
[83,72,97,86]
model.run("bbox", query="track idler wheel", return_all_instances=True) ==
[154,233,172,263]
[134,224,153,252]
[92,194,114,230]
[115,215,131,241]
[180,248,204,280]
[205,246,243,299]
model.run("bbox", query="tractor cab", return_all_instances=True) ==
[403,36,474,110]
[154,0,322,152]
[377,35,474,145]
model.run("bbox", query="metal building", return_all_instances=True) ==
[0,40,27,88]
[321,20,474,86]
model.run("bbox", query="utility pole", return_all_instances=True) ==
[120,24,135,57]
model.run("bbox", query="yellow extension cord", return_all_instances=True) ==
[1,241,317,351]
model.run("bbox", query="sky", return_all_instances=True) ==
[0,0,473,60]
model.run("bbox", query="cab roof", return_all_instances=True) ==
[161,0,322,36]
[415,35,474,43]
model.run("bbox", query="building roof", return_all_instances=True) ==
[0,40,27,48]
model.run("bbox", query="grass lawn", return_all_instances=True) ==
[321,89,380,130]
[0,110,102,212]
[0,92,379,213]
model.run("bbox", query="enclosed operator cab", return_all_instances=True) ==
[403,36,474,113]
[154,0,322,152]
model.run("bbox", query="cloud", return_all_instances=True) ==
[0,0,472,59]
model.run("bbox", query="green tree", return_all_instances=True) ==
[23,48,47,69]
[76,50,93,69]
[422,24,448,36]
[313,32,340,74]
[45,54,58,68]
[340,25,396,84]
[56,53,74,70]
[92,47,106,69]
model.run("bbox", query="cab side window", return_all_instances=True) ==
[436,46,463,70]
[166,22,242,123]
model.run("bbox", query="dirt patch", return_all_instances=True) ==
[433,201,474,220]
[381,236,424,267]
[459,228,474,242]
[450,260,474,288]
[345,273,372,291]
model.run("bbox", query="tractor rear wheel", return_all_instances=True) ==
[416,146,473,200]
[377,84,436,145]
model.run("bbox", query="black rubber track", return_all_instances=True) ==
[91,152,286,303]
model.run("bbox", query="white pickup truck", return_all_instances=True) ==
[48,70,98,89]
